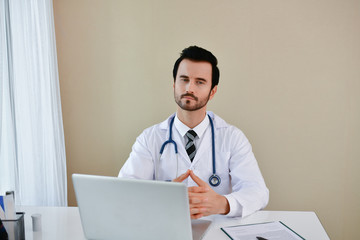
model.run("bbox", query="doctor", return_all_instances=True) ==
[119,46,269,219]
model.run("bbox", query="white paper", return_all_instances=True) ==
[221,221,304,240]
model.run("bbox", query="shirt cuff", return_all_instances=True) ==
[224,194,243,217]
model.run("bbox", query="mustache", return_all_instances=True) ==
[181,93,198,101]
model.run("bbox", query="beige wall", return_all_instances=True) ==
[53,0,360,239]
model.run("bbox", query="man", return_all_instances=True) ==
[119,46,269,219]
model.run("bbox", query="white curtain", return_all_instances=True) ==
[0,0,67,206]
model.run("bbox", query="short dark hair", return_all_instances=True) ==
[173,46,220,89]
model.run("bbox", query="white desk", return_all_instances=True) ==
[17,206,329,240]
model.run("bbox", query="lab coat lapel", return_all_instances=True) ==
[191,129,212,165]
[191,112,227,165]
[172,127,192,166]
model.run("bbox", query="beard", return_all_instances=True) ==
[174,91,211,112]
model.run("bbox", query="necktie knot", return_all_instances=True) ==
[186,130,197,140]
[186,130,197,162]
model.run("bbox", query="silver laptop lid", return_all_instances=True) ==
[72,174,193,240]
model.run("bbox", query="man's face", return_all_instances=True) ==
[174,59,217,112]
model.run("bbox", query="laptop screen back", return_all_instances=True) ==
[72,174,193,240]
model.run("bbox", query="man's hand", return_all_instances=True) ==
[172,169,191,182]
[172,170,230,219]
[188,170,230,219]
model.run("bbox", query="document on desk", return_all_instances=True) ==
[221,221,305,240]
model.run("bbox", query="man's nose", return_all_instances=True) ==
[186,80,195,93]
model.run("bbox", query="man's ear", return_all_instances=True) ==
[209,85,217,100]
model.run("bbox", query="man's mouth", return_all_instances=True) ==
[181,94,198,101]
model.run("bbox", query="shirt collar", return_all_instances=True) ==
[174,114,209,139]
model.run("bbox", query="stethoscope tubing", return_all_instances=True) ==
[158,114,221,187]
[160,116,178,154]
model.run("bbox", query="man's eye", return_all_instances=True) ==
[197,81,204,85]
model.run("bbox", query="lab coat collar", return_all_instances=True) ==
[174,114,209,139]
[158,111,229,168]
[206,111,228,129]
[159,113,175,130]
[159,111,228,130]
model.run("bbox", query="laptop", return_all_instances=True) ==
[72,174,210,240]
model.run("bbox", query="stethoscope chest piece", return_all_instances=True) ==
[209,174,221,187]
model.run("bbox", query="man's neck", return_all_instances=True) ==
[176,108,207,129]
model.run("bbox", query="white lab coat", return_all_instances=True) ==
[119,111,269,217]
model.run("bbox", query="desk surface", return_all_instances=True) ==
[17,206,329,240]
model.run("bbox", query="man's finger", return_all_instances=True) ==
[188,186,209,193]
[189,197,202,204]
[191,213,203,220]
[188,192,209,203]
[189,170,207,187]
[172,169,190,182]
[190,207,206,214]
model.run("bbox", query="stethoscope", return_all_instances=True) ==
[158,114,221,187]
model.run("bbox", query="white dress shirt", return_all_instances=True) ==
[173,113,209,151]
[119,111,269,217]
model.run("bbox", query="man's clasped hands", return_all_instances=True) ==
[173,170,230,219]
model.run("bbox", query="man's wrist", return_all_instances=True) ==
[218,195,230,215]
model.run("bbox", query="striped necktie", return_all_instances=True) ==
[186,130,197,162]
